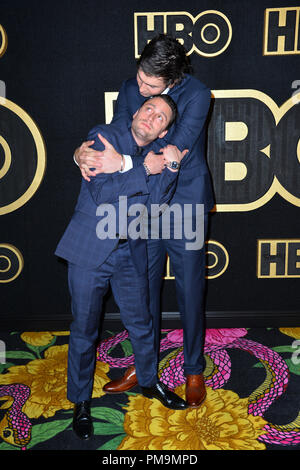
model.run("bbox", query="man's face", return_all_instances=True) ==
[131,97,172,145]
[136,68,168,97]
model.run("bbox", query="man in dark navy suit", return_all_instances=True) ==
[56,95,188,440]
[74,35,214,410]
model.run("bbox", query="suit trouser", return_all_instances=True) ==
[147,213,208,375]
[67,241,158,403]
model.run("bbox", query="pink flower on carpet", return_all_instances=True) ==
[166,328,248,346]
[166,329,183,343]
[205,328,248,346]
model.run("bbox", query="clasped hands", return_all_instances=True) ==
[75,133,188,182]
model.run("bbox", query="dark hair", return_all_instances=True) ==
[137,34,191,86]
[143,94,178,130]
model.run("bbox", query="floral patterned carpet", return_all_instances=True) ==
[0,327,300,451]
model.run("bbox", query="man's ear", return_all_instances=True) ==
[158,129,168,139]
[133,110,138,119]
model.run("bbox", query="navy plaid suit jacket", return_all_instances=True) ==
[55,121,178,272]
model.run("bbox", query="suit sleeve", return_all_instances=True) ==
[147,169,178,206]
[86,165,153,205]
[110,81,132,126]
[86,160,178,206]
[85,132,178,206]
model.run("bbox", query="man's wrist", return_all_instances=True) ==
[120,154,124,172]
[73,153,79,167]
[119,155,133,173]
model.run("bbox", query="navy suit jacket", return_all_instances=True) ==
[112,74,214,212]
[55,122,178,271]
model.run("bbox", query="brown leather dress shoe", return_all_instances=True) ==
[103,366,138,394]
[186,374,206,408]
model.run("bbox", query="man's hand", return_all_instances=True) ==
[95,133,122,174]
[144,151,165,175]
[161,145,188,171]
[74,135,122,181]
[74,140,104,182]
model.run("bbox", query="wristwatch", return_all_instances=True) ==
[166,161,180,170]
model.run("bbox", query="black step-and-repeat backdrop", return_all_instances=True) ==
[1,0,299,329]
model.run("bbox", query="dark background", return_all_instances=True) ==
[0,0,299,330]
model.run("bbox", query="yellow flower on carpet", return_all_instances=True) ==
[118,385,267,450]
[279,328,300,340]
[0,345,109,418]
[20,331,69,347]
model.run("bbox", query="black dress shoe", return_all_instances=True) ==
[141,382,188,410]
[73,401,93,440]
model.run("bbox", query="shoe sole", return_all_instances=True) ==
[103,384,138,394]
[72,426,93,440]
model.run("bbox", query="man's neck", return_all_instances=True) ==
[130,128,151,148]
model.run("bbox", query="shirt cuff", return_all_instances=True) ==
[119,155,133,173]
[73,153,79,166]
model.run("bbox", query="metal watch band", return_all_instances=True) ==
[143,162,151,176]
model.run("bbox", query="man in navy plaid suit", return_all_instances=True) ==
[56,95,188,440]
